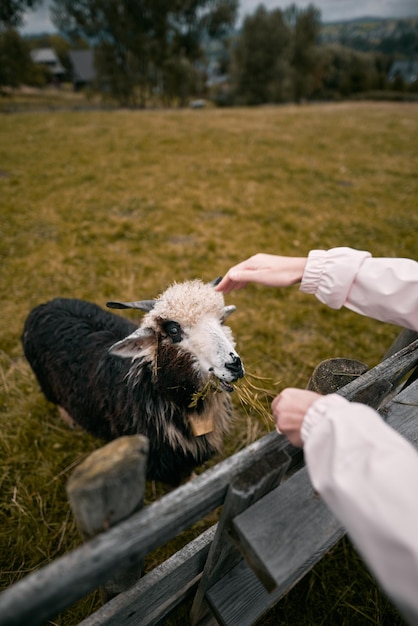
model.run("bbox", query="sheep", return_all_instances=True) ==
[22,279,244,485]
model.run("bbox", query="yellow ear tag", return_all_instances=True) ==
[189,414,214,436]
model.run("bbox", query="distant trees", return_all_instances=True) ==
[230,3,321,104]
[326,18,418,57]
[0,0,44,92]
[229,4,416,105]
[0,0,415,104]
[288,4,321,100]
[0,29,33,90]
[316,45,382,97]
[379,29,418,57]
[50,0,238,106]
[0,0,41,29]
[232,6,292,104]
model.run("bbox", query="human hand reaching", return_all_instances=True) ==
[271,388,322,447]
[215,253,307,294]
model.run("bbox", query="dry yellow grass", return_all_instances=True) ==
[1,102,417,624]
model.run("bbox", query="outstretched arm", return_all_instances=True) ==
[217,247,418,331]
[272,387,418,624]
[215,253,307,293]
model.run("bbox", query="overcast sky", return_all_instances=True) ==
[240,0,418,23]
[20,0,418,35]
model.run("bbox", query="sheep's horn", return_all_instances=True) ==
[209,276,222,287]
[107,300,155,312]
[223,305,236,319]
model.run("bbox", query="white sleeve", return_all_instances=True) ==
[301,393,418,623]
[300,247,418,331]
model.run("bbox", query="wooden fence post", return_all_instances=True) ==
[66,435,149,598]
[382,328,418,360]
[190,447,290,625]
[307,357,368,394]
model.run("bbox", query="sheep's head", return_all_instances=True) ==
[107,279,244,395]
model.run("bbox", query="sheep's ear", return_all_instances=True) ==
[209,276,222,287]
[107,300,155,312]
[223,305,236,320]
[109,328,155,358]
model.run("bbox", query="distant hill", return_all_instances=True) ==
[320,16,418,56]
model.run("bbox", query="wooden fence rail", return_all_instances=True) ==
[0,335,417,626]
[0,432,298,626]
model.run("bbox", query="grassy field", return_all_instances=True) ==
[0,86,109,113]
[1,102,417,624]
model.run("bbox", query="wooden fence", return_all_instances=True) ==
[0,331,417,626]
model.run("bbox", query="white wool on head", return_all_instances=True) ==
[143,280,226,327]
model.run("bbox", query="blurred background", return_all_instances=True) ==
[1,1,417,624]
[1,0,417,110]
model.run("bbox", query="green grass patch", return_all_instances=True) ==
[1,102,416,624]
[0,86,110,113]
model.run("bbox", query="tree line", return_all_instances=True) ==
[219,6,418,105]
[1,1,417,103]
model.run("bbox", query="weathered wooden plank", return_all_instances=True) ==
[381,379,418,445]
[79,525,217,626]
[226,379,418,604]
[381,329,418,393]
[206,560,277,626]
[0,430,300,626]
[338,338,418,402]
[382,329,418,360]
[231,466,344,593]
[344,378,393,408]
[82,448,290,626]
[67,435,148,597]
[190,448,290,625]
[206,543,336,626]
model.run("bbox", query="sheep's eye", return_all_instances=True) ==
[163,321,182,343]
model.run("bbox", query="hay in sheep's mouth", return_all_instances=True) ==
[188,375,238,408]
[232,373,278,427]
[189,375,222,408]
[219,380,234,392]
[189,372,279,427]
